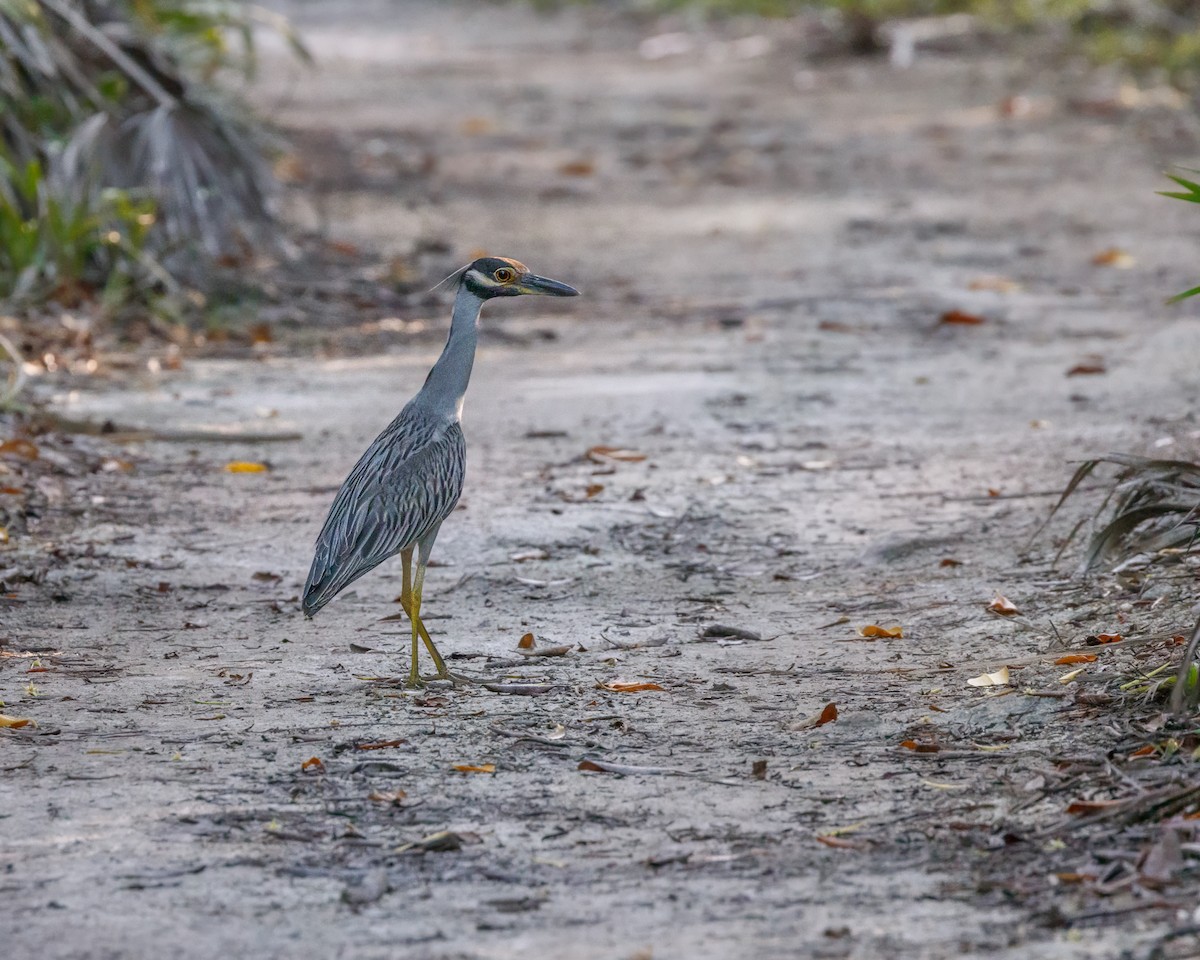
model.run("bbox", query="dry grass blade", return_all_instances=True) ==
[1169,619,1200,716]
[1037,453,1200,574]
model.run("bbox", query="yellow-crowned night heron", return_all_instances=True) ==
[302,257,579,687]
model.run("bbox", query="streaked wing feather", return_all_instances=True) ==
[303,412,465,614]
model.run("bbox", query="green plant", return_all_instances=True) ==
[0,150,160,305]
[0,0,309,305]
[1161,172,1200,302]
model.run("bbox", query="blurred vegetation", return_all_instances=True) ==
[575,0,1200,87]
[0,0,309,311]
[1161,172,1200,302]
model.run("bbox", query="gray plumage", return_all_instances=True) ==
[300,256,578,685]
[302,412,465,617]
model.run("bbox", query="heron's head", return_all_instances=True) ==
[460,257,579,300]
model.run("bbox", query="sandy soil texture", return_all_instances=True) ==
[5,3,1200,958]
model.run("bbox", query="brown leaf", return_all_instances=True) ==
[559,160,595,177]
[751,759,768,780]
[250,323,273,346]
[252,571,281,583]
[587,446,647,463]
[368,788,407,805]
[858,624,903,639]
[0,438,38,460]
[453,763,496,774]
[790,703,839,730]
[940,309,986,326]
[1092,247,1135,268]
[517,632,535,650]
[1065,799,1122,816]
[939,558,962,567]
[301,756,324,772]
[1055,654,1098,665]
[585,483,605,499]
[355,739,405,751]
[815,703,838,727]
[0,714,33,728]
[599,680,665,693]
[987,594,1019,616]
[1085,633,1123,645]
[1066,362,1106,376]
[899,739,940,753]
[1128,745,1156,759]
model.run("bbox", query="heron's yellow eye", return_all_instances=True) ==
[494,268,515,283]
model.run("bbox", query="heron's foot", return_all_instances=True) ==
[403,667,426,690]
[425,666,475,687]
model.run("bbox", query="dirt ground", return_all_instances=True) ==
[6,2,1200,958]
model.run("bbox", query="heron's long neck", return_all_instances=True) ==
[415,286,483,420]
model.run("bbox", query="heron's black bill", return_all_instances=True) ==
[518,274,579,297]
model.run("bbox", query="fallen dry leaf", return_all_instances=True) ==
[225,461,269,474]
[1092,247,1135,268]
[355,739,405,751]
[858,624,903,639]
[967,666,1010,687]
[815,834,861,850]
[600,681,665,693]
[987,594,1020,616]
[1066,798,1123,816]
[0,713,33,728]
[0,438,38,460]
[939,558,963,567]
[1059,666,1087,684]
[559,160,595,177]
[1054,654,1098,665]
[1066,362,1107,376]
[1129,745,1156,759]
[1086,633,1123,645]
[368,788,407,804]
[899,739,940,753]
[587,445,647,463]
[301,756,324,772]
[509,549,548,562]
[453,763,496,774]
[940,309,986,326]
[517,632,535,650]
[789,702,839,731]
[968,275,1020,293]
[584,483,605,498]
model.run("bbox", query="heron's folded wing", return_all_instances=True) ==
[303,419,465,614]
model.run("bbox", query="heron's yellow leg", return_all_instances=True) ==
[411,561,455,680]
[400,549,423,689]
[400,548,441,669]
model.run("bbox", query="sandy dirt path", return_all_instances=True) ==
[5,3,1200,958]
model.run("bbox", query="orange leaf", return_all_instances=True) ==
[858,624,903,639]
[0,714,33,728]
[354,739,405,751]
[0,438,38,460]
[939,558,962,567]
[940,309,985,326]
[453,763,496,774]
[987,594,1019,616]
[600,681,665,693]
[301,756,324,772]
[1092,248,1134,268]
[815,703,838,727]
[577,760,606,772]
[1066,363,1106,377]
[517,632,535,650]
[225,461,269,474]
[1054,654,1098,665]
[1085,633,1123,645]
[899,740,940,753]
[1128,745,1156,759]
